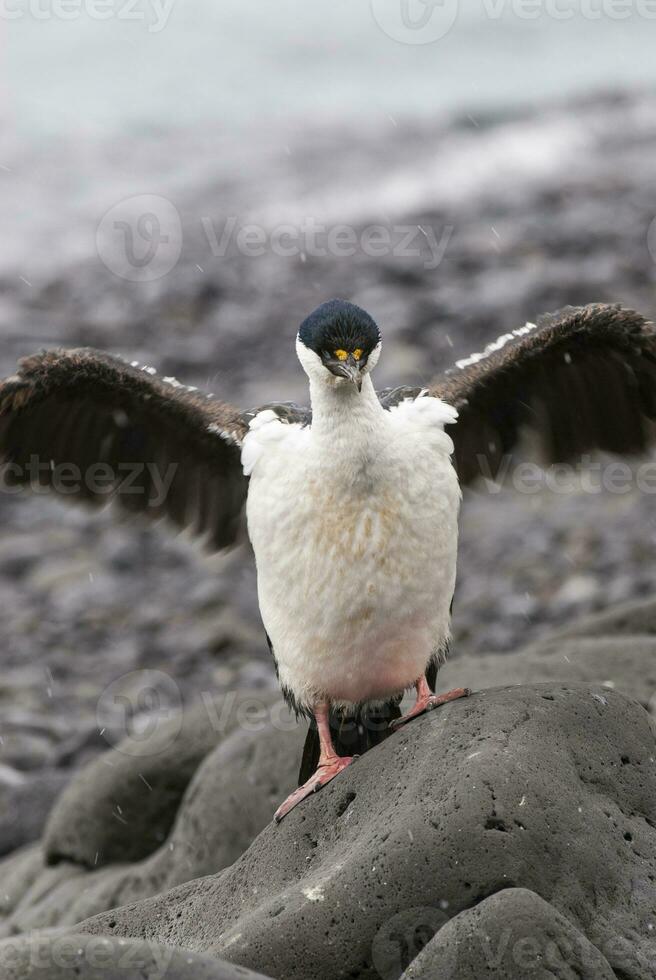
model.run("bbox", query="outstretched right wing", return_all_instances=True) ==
[0,348,249,549]
[380,304,656,485]
[434,304,656,484]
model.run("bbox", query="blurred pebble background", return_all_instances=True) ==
[0,1,655,838]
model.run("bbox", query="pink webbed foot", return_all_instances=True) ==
[274,754,356,823]
[390,685,471,732]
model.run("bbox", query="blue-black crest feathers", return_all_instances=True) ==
[298,299,381,356]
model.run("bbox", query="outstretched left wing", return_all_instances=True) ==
[385,304,656,485]
[0,348,250,549]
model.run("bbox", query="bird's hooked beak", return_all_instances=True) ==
[325,352,363,391]
[336,353,363,392]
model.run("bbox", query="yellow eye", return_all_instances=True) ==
[334,348,364,361]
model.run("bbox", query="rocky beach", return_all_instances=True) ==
[1,78,656,977]
[1,597,656,978]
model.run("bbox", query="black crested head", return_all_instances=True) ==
[298,299,381,359]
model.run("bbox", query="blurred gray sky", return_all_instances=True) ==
[1,2,655,290]
[4,0,656,138]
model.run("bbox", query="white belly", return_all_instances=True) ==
[244,406,460,712]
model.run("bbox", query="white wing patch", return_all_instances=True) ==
[388,393,458,456]
[241,409,307,477]
[388,392,458,427]
[454,321,537,371]
[127,358,200,395]
[207,422,242,449]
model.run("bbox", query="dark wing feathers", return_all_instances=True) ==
[428,304,656,484]
[242,400,312,428]
[0,348,249,549]
[2,304,654,547]
[377,384,424,411]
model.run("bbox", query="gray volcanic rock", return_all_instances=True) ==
[43,692,279,869]
[0,844,48,919]
[0,932,273,980]
[0,716,301,935]
[439,634,656,710]
[0,769,69,857]
[80,684,656,980]
[399,888,617,979]
[47,721,301,931]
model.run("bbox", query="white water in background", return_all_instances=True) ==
[1,1,656,279]
[5,1,656,136]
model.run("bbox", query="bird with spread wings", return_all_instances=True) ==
[1,300,654,820]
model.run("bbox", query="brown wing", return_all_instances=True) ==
[428,304,656,484]
[0,348,249,549]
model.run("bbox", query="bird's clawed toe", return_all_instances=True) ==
[274,755,356,823]
[390,686,471,731]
